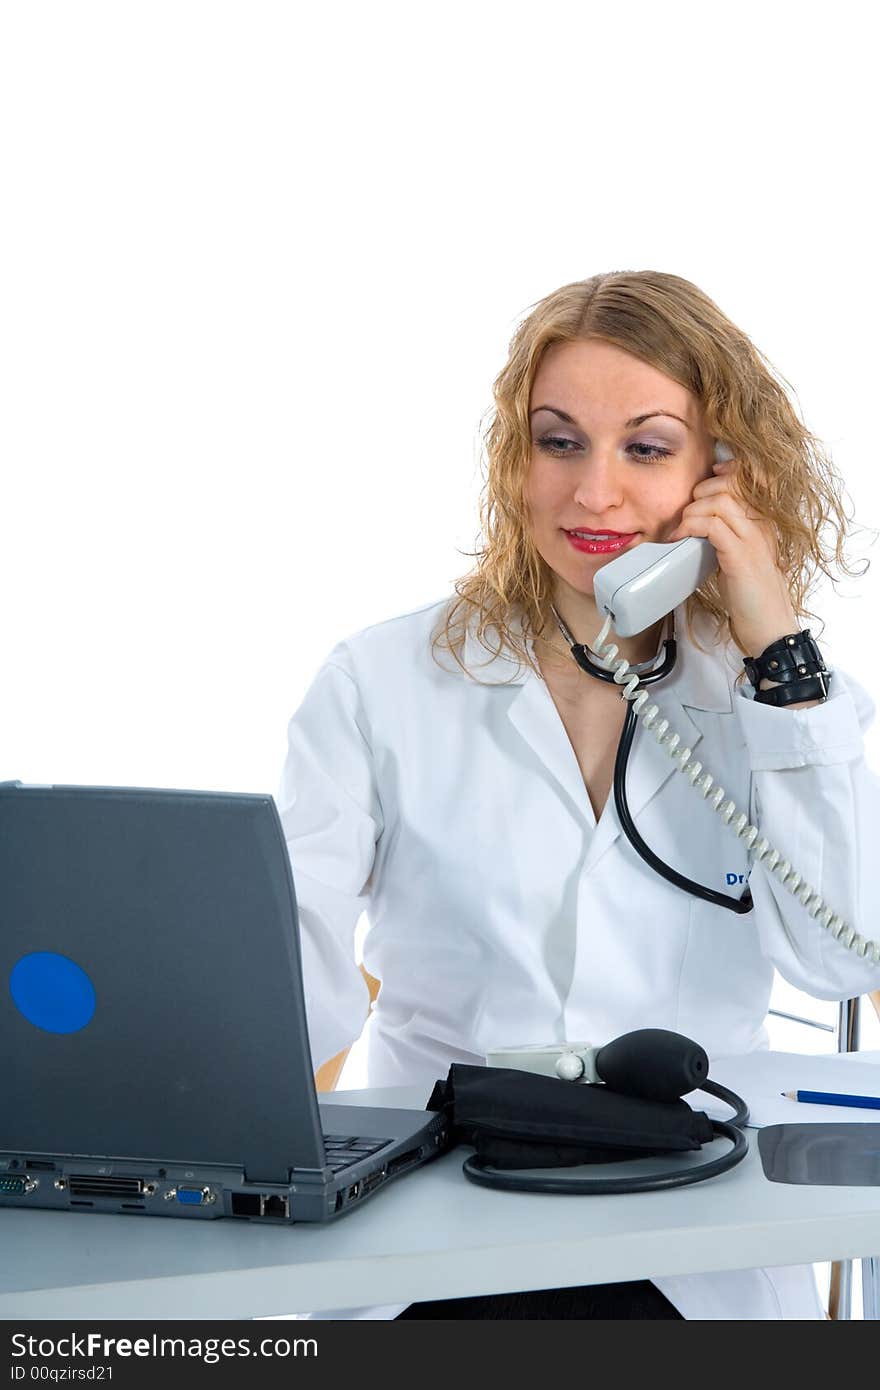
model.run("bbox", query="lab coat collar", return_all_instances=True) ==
[460,601,737,866]
[460,600,736,712]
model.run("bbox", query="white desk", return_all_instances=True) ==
[4,1079,880,1320]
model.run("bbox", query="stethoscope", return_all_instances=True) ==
[461,612,754,1200]
[474,613,753,1194]
[548,603,754,916]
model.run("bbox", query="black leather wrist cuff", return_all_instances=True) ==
[752,674,830,706]
[743,629,831,705]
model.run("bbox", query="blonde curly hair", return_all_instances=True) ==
[431,270,870,687]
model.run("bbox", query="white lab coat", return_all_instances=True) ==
[276,594,880,1320]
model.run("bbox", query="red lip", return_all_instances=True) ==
[563,529,638,555]
[563,529,635,538]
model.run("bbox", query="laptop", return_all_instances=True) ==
[0,782,449,1222]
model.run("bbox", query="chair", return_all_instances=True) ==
[824,990,880,1320]
[773,989,880,1318]
[313,963,381,1093]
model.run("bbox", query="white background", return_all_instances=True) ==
[2,0,879,1314]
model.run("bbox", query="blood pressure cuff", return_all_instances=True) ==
[426,1063,714,1168]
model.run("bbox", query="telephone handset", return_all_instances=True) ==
[592,439,732,638]
[583,438,880,965]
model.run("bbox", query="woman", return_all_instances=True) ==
[277,270,880,1319]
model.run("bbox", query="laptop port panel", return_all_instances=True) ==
[69,1175,145,1199]
[386,1147,423,1177]
[0,1175,37,1196]
[231,1192,262,1217]
[230,1191,290,1218]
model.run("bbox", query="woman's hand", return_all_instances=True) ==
[667,456,800,658]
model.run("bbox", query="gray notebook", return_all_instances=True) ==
[0,782,448,1222]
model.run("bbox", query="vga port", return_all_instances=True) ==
[176,1186,213,1206]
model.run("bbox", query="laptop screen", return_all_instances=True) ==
[1,785,325,1183]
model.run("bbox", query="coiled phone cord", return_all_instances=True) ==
[586,610,880,965]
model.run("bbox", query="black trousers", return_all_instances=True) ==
[394,1279,683,1319]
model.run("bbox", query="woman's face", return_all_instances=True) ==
[525,338,715,596]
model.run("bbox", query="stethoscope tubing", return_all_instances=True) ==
[462,620,754,1197]
[556,611,753,915]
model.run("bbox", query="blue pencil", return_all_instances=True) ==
[782,1089,880,1111]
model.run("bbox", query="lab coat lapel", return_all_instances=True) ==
[463,603,735,872]
[507,672,601,823]
[579,687,706,873]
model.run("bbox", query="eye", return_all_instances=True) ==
[536,436,579,456]
[536,436,673,463]
[629,442,673,462]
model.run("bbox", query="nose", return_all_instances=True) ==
[570,451,628,514]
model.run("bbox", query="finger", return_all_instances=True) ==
[677,501,750,544]
[681,491,766,538]
[691,474,732,496]
[692,473,750,500]
[672,500,783,568]
[669,512,744,557]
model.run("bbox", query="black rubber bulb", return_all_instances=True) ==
[594,1028,709,1102]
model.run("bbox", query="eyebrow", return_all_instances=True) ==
[529,405,691,430]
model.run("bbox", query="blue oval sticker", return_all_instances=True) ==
[10,951,96,1034]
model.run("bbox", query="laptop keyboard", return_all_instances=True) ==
[322,1134,391,1174]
